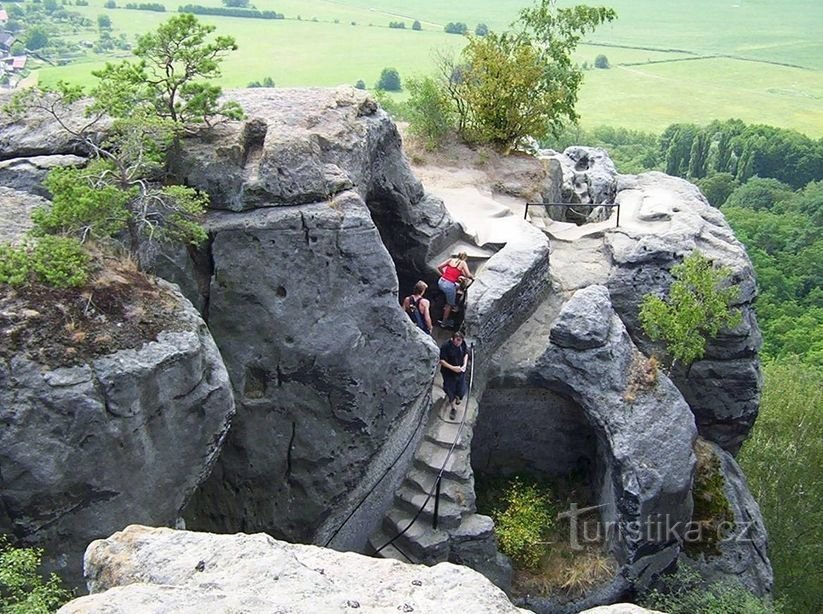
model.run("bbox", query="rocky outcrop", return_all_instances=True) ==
[0,286,235,588]
[0,155,85,199]
[58,525,529,613]
[164,89,444,551]
[681,440,773,596]
[478,286,698,612]
[605,172,761,452]
[541,149,762,453]
[545,146,618,223]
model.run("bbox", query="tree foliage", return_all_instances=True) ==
[594,53,609,68]
[738,358,823,612]
[93,13,243,125]
[438,0,615,149]
[640,251,742,370]
[0,537,72,612]
[376,67,401,91]
[405,75,453,150]
[3,15,238,279]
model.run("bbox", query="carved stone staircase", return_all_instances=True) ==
[366,379,493,565]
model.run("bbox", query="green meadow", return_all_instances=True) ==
[32,0,823,136]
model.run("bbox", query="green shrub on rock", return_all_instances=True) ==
[494,477,555,569]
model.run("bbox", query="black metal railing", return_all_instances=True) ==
[524,202,621,227]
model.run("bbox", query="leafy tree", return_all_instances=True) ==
[97,13,112,29]
[738,359,823,611]
[93,13,243,125]
[640,251,742,371]
[104,0,116,7]
[388,20,405,29]
[0,537,72,611]
[440,0,615,149]
[724,176,793,211]
[475,22,488,36]
[5,15,239,272]
[354,79,366,90]
[696,172,737,207]
[444,22,468,34]
[24,26,50,50]
[594,53,609,68]
[222,0,248,6]
[10,41,25,55]
[412,19,421,31]
[376,67,401,91]
[405,75,453,150]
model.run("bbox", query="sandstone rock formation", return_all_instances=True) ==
[57,525,529,614]
[0,285,235,588]
[0,88,769,609]
[541,150,762,453]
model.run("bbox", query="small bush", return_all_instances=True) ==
[475,22,488,36]
[376,67,401,91]
[354,79,366,90]
[444,22,467,34]
[388,20,405,29]
[0,243,31,287]
[495,477,555,569]
[32,236,90,288]
[0,536,72,612]
[0,237,89,289]
[412,19,421,31]
[406,75,453,150]
[594,54,609,68]
[640,564,781,614]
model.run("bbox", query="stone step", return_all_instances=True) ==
[449,513,496,543]
[424,419,470,449]
[404,467,475,508]
[413,440,473,481]
[394,483,467,529]
[382,508,451,564]
[367,529,418,564]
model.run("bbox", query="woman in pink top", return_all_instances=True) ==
[437,252,473,328]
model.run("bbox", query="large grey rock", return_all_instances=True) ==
[0,186,48,243]
[478,286,698,612]
[463,222,551,353]
[680,440,773,597]
[58,525,530,613]
[183,191,438,549]
[0,154,86,198]
[605,172,761,452]
[542,146,618,223]
[0,285,235,589]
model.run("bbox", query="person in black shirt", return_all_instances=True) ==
[439,331,469,420]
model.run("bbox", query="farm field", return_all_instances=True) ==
[30,0,823,136]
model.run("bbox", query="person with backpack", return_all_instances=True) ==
[403,280,433,335]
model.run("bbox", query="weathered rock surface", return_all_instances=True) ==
[545,146,618,223]
[58,525,530,613]
[479,286,698,612]
[681,440,773,597]
[0,186,47,243]
[605,172,761,452]
[0,154,85,199]
[541,155,762,453]
[0,285,235,588]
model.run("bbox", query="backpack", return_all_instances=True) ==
[407,295,430,333]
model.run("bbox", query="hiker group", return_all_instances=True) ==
[402,253,474,420]
[402,252,474,337]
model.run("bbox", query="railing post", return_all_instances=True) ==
[523,202,529,220]
[432,476,441,530]
[616,202,621,227]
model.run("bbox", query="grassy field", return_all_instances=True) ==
[31,0,823,136]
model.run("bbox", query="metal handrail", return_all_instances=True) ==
[524,201,621,227]
[375,342,476,556]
